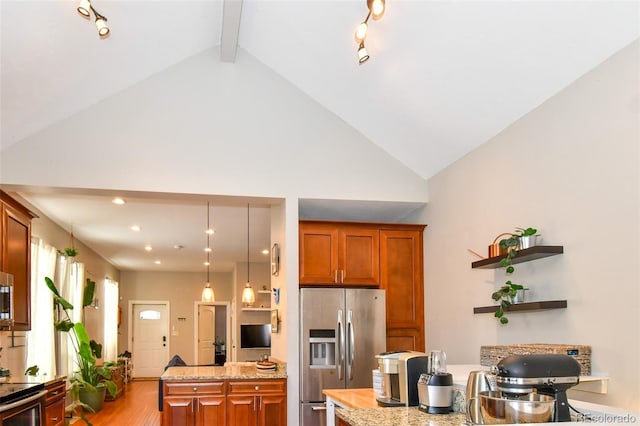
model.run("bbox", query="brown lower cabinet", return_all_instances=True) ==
[163,378,286,426]
[44,378,66,426]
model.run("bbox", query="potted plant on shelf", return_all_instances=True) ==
[45,276,117,423]
[492,227,537,324]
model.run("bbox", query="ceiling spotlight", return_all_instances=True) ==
[77,0,91,17]
[130,225,141,232]
[144,245,152,251]
[369,0,385,20]
[261,249,269,255]
[112,197,125,205]
[204,247,212,253]
[154,260,161,265]
[92,7,110,38]
[354,13,370,43]
[205,228,215,235]
[358,42,370,64]
[75,1,110,38]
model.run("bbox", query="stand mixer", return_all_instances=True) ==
[493,354,581,422]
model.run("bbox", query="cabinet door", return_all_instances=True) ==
[45,398,65,426]
[380,229,425,352]
[299,223,339,285]
[197,396,225,426]
[226,395,257,426]
[2,203,32,330]
[258,395,287,426]
[164,397,196,426]
[339,227,379,286]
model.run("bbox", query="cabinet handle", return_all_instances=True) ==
[255,385,260,391]
[51,390,59,395]
[51,417,58,421]
[259,396,262,411]
[254,396,257,411]
[193,387,197,392]
[334,270,338,283]
[340,269,344,283]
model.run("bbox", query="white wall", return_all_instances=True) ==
[423,40,639,410]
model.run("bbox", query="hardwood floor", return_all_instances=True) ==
[75,380,161,425]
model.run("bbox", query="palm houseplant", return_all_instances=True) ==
[45,276,117,421]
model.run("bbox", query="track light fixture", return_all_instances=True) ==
[354,0,385,64]
[76,0,110,38]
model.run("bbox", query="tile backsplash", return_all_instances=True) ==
[480,343,591,375]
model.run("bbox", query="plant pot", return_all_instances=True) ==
[518,235,538,249]
[510,289,527,304]
[79,386,106,413]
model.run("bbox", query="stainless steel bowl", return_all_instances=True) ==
[477,391,555,424]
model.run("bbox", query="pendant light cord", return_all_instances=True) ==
[207,201,211,282]
[246,203,250,282]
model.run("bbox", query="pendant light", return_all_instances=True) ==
[201,201,215,302]
[241,203,256,307]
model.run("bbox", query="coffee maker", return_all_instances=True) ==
[375,351,429,407]
[494,354,581,422]
[417,350,453,414]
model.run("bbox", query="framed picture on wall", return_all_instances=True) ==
[271,243,280,276]
[271,309,279,333]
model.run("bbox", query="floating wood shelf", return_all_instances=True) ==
[473,300,567,314]
[241,307,271,312]
[471,246,564,269]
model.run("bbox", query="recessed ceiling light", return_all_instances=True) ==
[144,245,152,251]
[204,261,210,266]
[112,197,125,205]
[261,249,269,255]
[154,260,161,265]
[205,228,215,235]
[204,247,212,252]
[174,244,184,250]
[130,225,141,232]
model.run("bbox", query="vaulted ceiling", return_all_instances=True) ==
[1,0,638,272]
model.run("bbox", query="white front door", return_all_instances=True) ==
[131,303,169,378]
[197,305,216,365]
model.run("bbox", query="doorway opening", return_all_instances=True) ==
[194,301,231,365]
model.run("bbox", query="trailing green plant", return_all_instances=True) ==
[45,276,116,422]
[64,247,79,257]
[493,227,537,324]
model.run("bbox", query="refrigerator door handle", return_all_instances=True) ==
[347,309,355,380]
[337,309,345,380]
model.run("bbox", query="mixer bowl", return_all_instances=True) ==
[478,391,555,424]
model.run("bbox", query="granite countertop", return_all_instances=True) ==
[1,374,66,386]
[336,407,467,426]
[161,362,287,380]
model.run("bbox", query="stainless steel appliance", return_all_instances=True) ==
[0,382,46,425]
[0,272,14,329]
[493,354,581,422]
[417,350,453,414]
[376,351,429,407]
[465,370,494,424]
[300,288,386,426]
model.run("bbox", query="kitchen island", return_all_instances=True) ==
[161,363,287,426]
[336,407,466,426]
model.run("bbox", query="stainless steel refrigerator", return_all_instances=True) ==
[300,288,386,426]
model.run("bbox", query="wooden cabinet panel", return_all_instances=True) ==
[197,397,226,425]
[165,381,225,396]
[380,228,425,352]
[299,221,379,287]
[299,223,339,284]
[340,228,379,286]
[45,398,65,426]
[164,397,196,426]
[1,191,35,331]
[258,395,286,426]
[226,395,256,426]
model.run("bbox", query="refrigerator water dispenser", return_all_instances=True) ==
[309,329,336,368]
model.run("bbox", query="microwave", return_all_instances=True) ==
[0,272,14,329]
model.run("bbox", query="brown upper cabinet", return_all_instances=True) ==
[299,221,380,286]
[0,191,36,331]
[299,220,427,352]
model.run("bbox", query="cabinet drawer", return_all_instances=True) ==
[164,381,225,396]
[227,379,286,395]
[45,397,65,426]
[44,381,66,406]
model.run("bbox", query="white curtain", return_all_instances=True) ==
[103,278,119,361]
[26,238,58,377]
[56,257,84,377]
